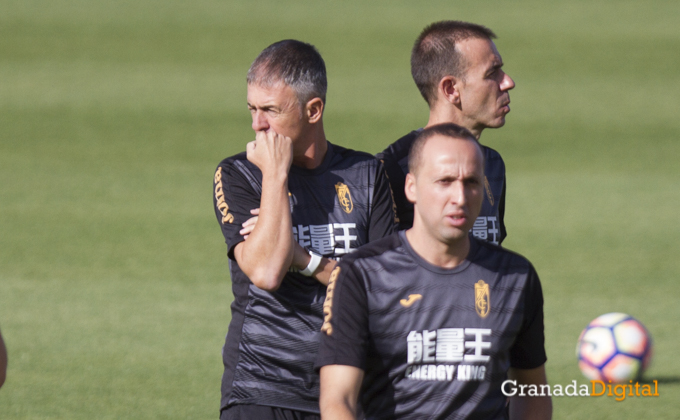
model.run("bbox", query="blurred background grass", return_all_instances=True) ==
[1,0,679,418]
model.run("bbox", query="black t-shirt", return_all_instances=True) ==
[213,141,397,413]
[316,232,546,420]
[377,129,507,245]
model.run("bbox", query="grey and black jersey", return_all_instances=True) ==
[377,129,507,244]
[316,232,546,420]
[213,141,397,414]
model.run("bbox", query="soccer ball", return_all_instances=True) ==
[576,313,652,383]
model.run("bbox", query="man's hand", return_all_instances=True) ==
[246,130,293,179]
[240,208,259,239]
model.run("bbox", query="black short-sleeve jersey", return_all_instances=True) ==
[316,232,546,419]
[377,129,507,245]
[213,141,397,414]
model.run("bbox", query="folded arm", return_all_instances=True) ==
[232,131,295,291]
[240,208,337,286]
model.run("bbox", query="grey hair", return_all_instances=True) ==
[247,39,327,106]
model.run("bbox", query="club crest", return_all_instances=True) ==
[335,182,354,214]
[475,280,490,318]
[484,177,494,206]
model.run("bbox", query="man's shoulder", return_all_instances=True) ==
[470,237,533,274]
[214,152,263,198]
[329,142,384,169]
[216,152,261,178]
[375,130,420,163]
[217,151,248,168]
[480,144,505,165]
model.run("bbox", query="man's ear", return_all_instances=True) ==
[438,76,461,106]
[405,172,417,204]
[305,98,324,124]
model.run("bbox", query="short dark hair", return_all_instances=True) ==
[247,39,327,105]
[411,21,496,106]
[408,123,483,174]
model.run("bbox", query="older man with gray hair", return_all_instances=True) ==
[213,39,396,420]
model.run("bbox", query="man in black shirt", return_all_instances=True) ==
[213,40,396,419]
[317,124,551,419]
[377,21,514,245]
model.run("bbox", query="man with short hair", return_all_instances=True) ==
[213,39,396,420]
[377,21,515,245]
[317,124,551,420]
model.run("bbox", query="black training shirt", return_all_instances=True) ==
[377,129,507,244]
[214,141,397,413]
[316,232,546,419]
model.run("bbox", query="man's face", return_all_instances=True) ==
[456,37,515,134]
[247,82,305,141]
[406,135,484,245]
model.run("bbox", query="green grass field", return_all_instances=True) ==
[1,0,679,418]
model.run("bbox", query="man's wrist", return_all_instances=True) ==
[300,250,323,276]
[261,170,289,185]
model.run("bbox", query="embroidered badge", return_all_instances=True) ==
[335,182,354,214]
[475,280,490,318]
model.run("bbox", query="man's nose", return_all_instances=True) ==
[501,72,515,91]
[251,111,269,132]
[451,181,466,206]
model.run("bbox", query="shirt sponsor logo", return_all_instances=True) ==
[406,328,492,382]
[475,280,490,318]
[321,266,341,336]
[335,182,354,214]
[400,294,422,307]
[484,176,494,206]
[214,168,234,224]
[472,216,499,245]
[406,363,487,382]
[293,223,358,255]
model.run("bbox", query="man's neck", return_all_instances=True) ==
[425,107,483,140]
[405,226,471,269]
[292,131,328,169]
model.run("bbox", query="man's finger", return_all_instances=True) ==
[246,140,256,153]
[242,216,259,228]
